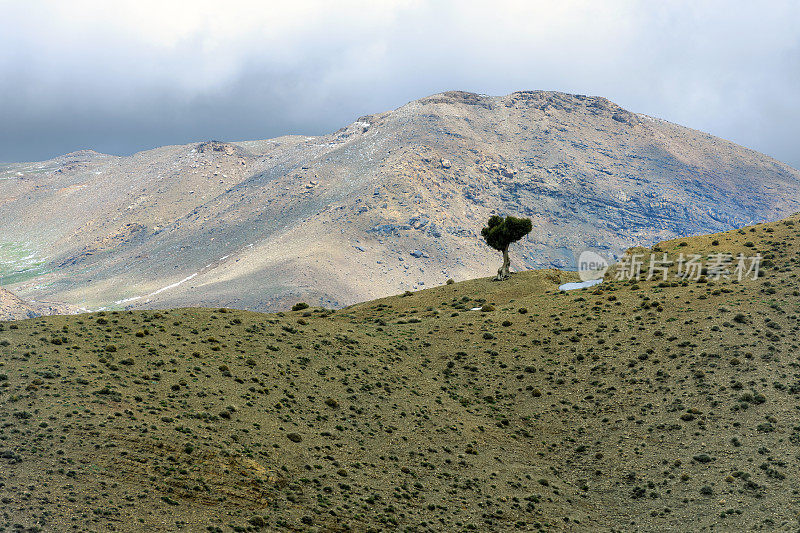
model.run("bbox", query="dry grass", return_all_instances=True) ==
[0,214,798,531]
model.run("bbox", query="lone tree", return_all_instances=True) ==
[481,215,532,280]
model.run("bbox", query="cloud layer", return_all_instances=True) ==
[1,0,799,168]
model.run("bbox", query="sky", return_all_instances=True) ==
[1,0,799,168]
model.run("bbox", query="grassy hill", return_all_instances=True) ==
[0,214,799,532]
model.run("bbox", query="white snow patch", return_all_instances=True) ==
[558,279,603,291]
[115,296,142,305]
[112,273,198,307]
[148,273,198,297]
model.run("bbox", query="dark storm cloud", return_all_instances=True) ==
[1,0,799,168]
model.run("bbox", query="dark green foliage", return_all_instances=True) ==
[481,215,532,252]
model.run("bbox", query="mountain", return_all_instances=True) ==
[0,286,79,321]
[1,214,798,531]
[1,90,799,312]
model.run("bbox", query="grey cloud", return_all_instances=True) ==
[1,1,798,168]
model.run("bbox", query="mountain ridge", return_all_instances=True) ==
[1,90,799,313]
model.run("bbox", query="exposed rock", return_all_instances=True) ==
[408,215,429,229]
[0,287,79,321]
[196,140,237,155]
[367,223,412,235]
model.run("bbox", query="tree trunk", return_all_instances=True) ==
[495,247,511,280]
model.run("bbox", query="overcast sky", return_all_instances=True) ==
[1,0,799,168]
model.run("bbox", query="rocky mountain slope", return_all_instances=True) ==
[0,286,79,321]
[1,214,799,531]
[1,91,799,312]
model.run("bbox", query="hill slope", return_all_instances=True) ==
[0,286,79,321]
[1,214,798,531]
[2,91,800,312]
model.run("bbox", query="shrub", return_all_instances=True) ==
[292,302,309,311]
[324,398,339,408]
[249,516,266,528]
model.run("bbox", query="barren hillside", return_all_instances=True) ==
[2,91,799,312]
[0,287,79,321]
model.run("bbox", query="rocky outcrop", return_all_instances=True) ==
[196,140,237,155]
[0,287,80,321]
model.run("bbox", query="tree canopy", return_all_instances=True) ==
[481,215,532,251]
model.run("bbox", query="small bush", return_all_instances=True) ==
[292,302,309,311]
[249,516,266,528]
